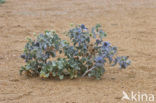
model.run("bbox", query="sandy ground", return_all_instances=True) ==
[0,0,156,103]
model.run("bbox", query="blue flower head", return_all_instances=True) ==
[118,56,131,69]
[102,42,110,47]
[80,24,86,29]
[95,56,105,63]
[96,39,102,45]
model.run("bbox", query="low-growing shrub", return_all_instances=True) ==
[20,24,131,79]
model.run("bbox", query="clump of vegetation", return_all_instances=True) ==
[0,0,5,4]
[20,24,131,80]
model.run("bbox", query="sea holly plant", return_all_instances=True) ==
[20,24,131,79]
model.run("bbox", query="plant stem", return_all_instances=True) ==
[82,66,95,77]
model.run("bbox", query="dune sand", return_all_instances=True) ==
[0,0,156,103]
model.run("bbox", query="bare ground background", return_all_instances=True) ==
[0,0,156,103]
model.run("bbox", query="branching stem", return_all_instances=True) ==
[82,66,96,77]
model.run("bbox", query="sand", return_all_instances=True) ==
[0,0,156,103]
